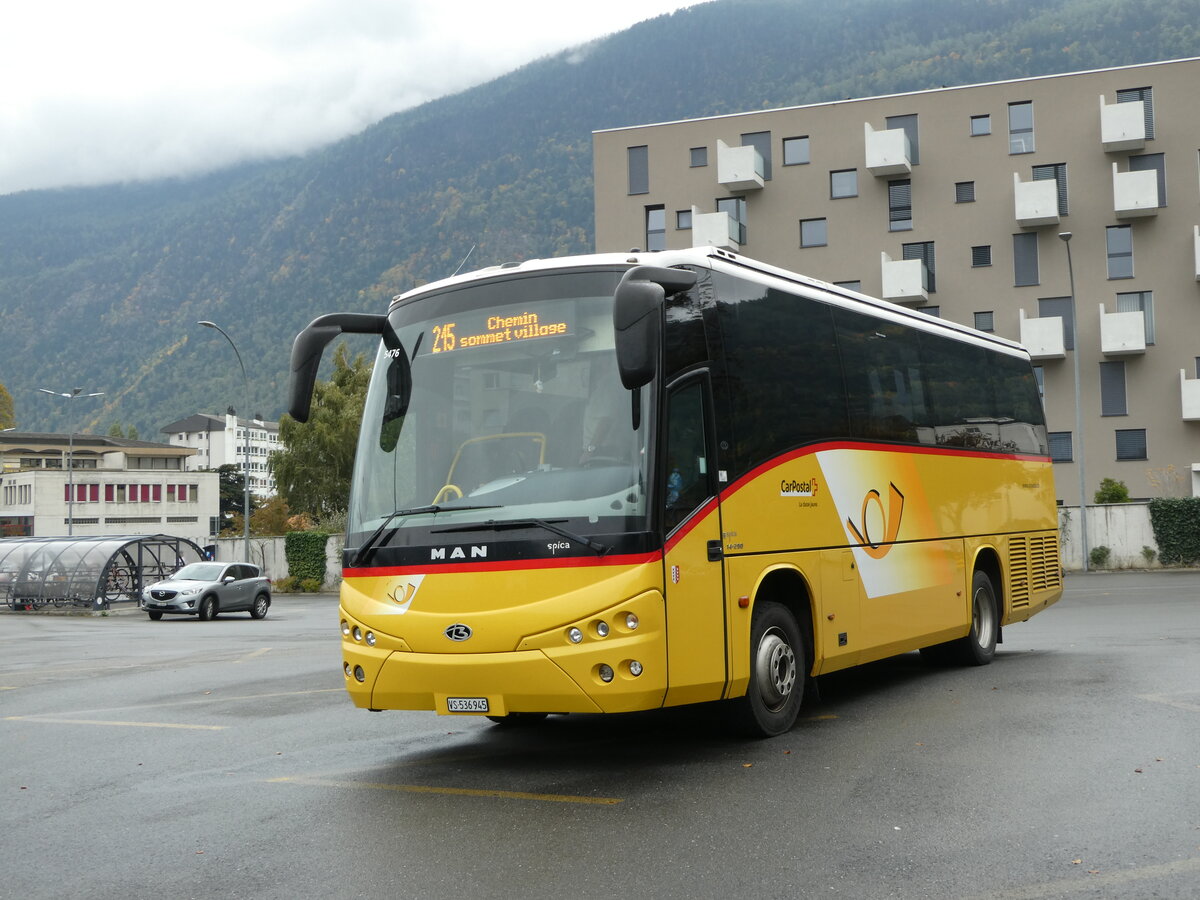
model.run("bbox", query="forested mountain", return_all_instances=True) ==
[1,0,1195,436]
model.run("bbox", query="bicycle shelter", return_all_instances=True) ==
[0,535,205,611]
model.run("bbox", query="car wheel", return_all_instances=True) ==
[249,593,269,619]
[197,596,216,621]
[147,610,163,621]
[732,600,807,737]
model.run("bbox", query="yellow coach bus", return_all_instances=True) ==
[289,247,1062,736]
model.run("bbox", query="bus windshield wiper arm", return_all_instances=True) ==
[351,504,502,566]
[432,517,609,556]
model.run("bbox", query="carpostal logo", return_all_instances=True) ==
[386,574,425,613]
[780,477,819,498]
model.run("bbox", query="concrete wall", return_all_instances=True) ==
[1058,503,1160,571]
[213,533,344,591]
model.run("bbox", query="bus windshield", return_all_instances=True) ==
[347,269,651,547]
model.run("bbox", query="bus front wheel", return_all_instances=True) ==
[734,601,806,737]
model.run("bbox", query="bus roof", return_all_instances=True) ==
[391,247,1031,359]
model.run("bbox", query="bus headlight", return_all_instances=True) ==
[567,627,583,644]
[365,632,376,647]
[624,613,639,631]
[594,621,610,638]
[352,626,362,642]
[628,660,643,677]
[341,620,351,636]
[598,664,614,683]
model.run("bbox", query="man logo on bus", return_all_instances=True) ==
[846,483,905,560]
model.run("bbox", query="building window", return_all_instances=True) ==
[1100,361,1127,416]
[645,206,666,251]
[716,197,747,244]
[974,311,995,332]
[1128,153,1166,207]
[800,218,828,248]
[1032,163,1068,216]
[1116,86,1154,139]
[741,131,772,180]
[1115,429,1147,461]
[830,169,858,198]
[902,241,935,293]
[627,145,649,195]
[689,146,708,167]
[1048,432,1073,462]
[970,114,991,136]
[1013,232,1039,286]
[1039,296,1074,351]
[1106,225,1133,279]
[888,179,912,231]
[834,281,861,292]
[920,306,941,318]
[1116,290,1155,344]
[885,114,919,165]
[1033,366,1045,401]
[955,181,975,203]
[676,209,692,230]
[971,245,992,267]
[1008,101,1034,154]
[782,136,809,166]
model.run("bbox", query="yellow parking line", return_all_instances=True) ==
[968,855,1200,899]
[233,648,272,664]
[4,716,225,731]
[270,775,622,806]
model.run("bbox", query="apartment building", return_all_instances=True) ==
[0,432,219,542]
[593,57,1200,504]
[160,410,279,497]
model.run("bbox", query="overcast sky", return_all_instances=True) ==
[0,0,707,197]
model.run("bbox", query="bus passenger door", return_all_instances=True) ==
[661,374,727,707]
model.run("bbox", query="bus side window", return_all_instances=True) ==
[664,379,713,534]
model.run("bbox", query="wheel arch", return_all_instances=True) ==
[970,545,1005,631]
[749,565,815,674]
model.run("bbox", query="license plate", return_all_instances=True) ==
[447,697,489,713]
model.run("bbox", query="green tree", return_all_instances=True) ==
[0,382,15,429]
[212,463,249,522]
[1094,477,1131,504]
[270,343,371,520]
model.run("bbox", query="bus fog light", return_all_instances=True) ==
[595,621,610,638]
[344,662,352,677]
[352,626,362,642]
[341,620,351,636]
[598,664,614,683]
[625,613,639,630]
[629,660,643,677]
[567,627,583,644]
[365,631,376,647]
[353,665,366,683]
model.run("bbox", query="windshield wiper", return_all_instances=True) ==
[351,504,502,567]
[432,517,609,556]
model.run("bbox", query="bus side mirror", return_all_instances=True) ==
[613,266,698,390]
[288,313,403,422]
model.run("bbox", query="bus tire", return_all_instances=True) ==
[734,601,806,737]
[923,570,998,667]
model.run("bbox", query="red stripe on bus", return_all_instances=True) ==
[344,551,662,578]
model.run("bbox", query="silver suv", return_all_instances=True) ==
[141,562,271,621]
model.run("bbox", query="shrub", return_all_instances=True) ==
[1141,545,1157,565]
[298,578,324,593]
[285,531,329,586]
[1089,545,1111,568]
[1147,498,1200,565]
[1094,478,1130,504]
[272,576,298,594]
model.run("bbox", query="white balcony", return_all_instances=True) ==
[1100,96,1146,152]
[1194,226,1200,281]
[880,252,926,304]
[1013,173,1060,228]
[690,208,739,250]
[716,139,764,192]
[1181,370,1200,421]
[864,123,911,176]
[1099,303,1146,356]
[1113,163,1159,218]
[1019,309,1065,360]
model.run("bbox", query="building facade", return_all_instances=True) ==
[0,433,219,542]
[160,410,279,497]
[593,57,1200,504]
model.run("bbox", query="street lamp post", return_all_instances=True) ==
[199,321,251,561]
[1059,232,1090,572]
[37,387,105,536]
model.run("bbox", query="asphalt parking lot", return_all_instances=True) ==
[2,572,1198,899]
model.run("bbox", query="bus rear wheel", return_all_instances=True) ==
[921,570,998,666]
[734,601,806,737]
